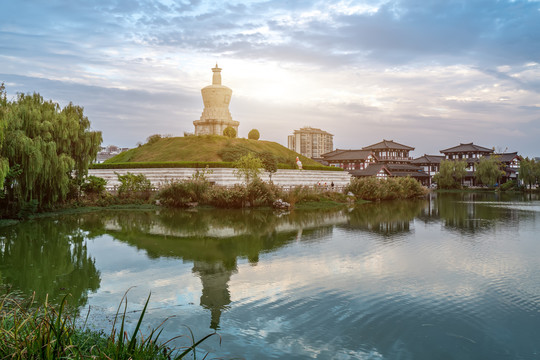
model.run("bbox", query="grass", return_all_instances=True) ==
[0,291,217,359]
[104,135,323,167]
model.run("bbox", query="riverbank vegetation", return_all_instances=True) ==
[0,291,215,359]
[156,173,349,209]
[433,157,540,191]
[344,176,427,201]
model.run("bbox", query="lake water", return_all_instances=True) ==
[1,192,539,359]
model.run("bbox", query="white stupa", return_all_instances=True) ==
[193,64,239,136]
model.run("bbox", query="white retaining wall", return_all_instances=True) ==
[88,168,352,191]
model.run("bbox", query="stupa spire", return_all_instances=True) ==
[212,63,222,85]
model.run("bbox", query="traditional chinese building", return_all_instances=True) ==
[410,154,445,186]
[319,149,376,170]
[439,143,520,186]
[349,163,391,179]
[438,142,493,186]
[440,142,493,164]
[193,64,239,136]
[491,152,522,184]
[362,139,414,164]
[342,140,430,185]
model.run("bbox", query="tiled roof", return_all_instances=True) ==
[411,154,445,164]
[504,167,518,174]
[390,171,430,178]
[385,163,424,171]
[362,139,415,151]
[349,164,390,177]
[320,149,346,158]
[385,163,429,177]
[324,150,374,161]
[491,152,521,163]
[440,142,493,154]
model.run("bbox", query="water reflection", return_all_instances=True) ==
[0,218,101,308]
[344,199,425,237]
[0,192,538,333]
[76,209,348,329]
[424,192,538,234]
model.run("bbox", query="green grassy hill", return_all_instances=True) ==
[105,135,322,167]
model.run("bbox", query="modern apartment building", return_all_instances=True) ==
[288,127,333,158]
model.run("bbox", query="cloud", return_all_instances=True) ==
[1,0,540,157]
[0,73,200,146]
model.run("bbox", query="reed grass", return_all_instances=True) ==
[0,291,217,359]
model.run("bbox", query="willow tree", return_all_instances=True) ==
[433,159,467,189]
[0,88,102,212]
[475,156,505,187]
[0,83,9,189]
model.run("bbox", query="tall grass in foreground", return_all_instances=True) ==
[0,291,217,359]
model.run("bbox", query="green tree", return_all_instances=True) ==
[258,151,278,181]
[534,161,540,187]
[223,126,236,138]
[433,160,467,189]
[0,88,102,214]
[475,156,505,187]
[519,157,537,189]
[0,83,9,189]
[233,152,263,184]
[248,129,260,140]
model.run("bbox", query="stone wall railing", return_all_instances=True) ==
[88,168,352,192]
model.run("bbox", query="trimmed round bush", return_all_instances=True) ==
[248,129,260,140]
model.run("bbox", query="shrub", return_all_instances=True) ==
[81,175,107,195]
[158,168,212,207]
[499,180,517,192]
[246,178,277,206]
[116,172,153,200]
[345,176,426,201]
[248,129,260,140]
[345,177,381,201]
[282,186,320,207]
[223,126,236,138]
[90,161,343,171]
[208,185,247,208]
[146,134,162,145]
[157,182,195,207]
[16,200,39,219]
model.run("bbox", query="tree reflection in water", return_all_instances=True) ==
[0,217,101,309]
[344,199,425,237]
[1,192,537,330]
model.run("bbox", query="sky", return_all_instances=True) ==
[1,0,539,157]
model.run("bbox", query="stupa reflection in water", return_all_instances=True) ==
[95,209,349,329]
[192,261,235,330]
